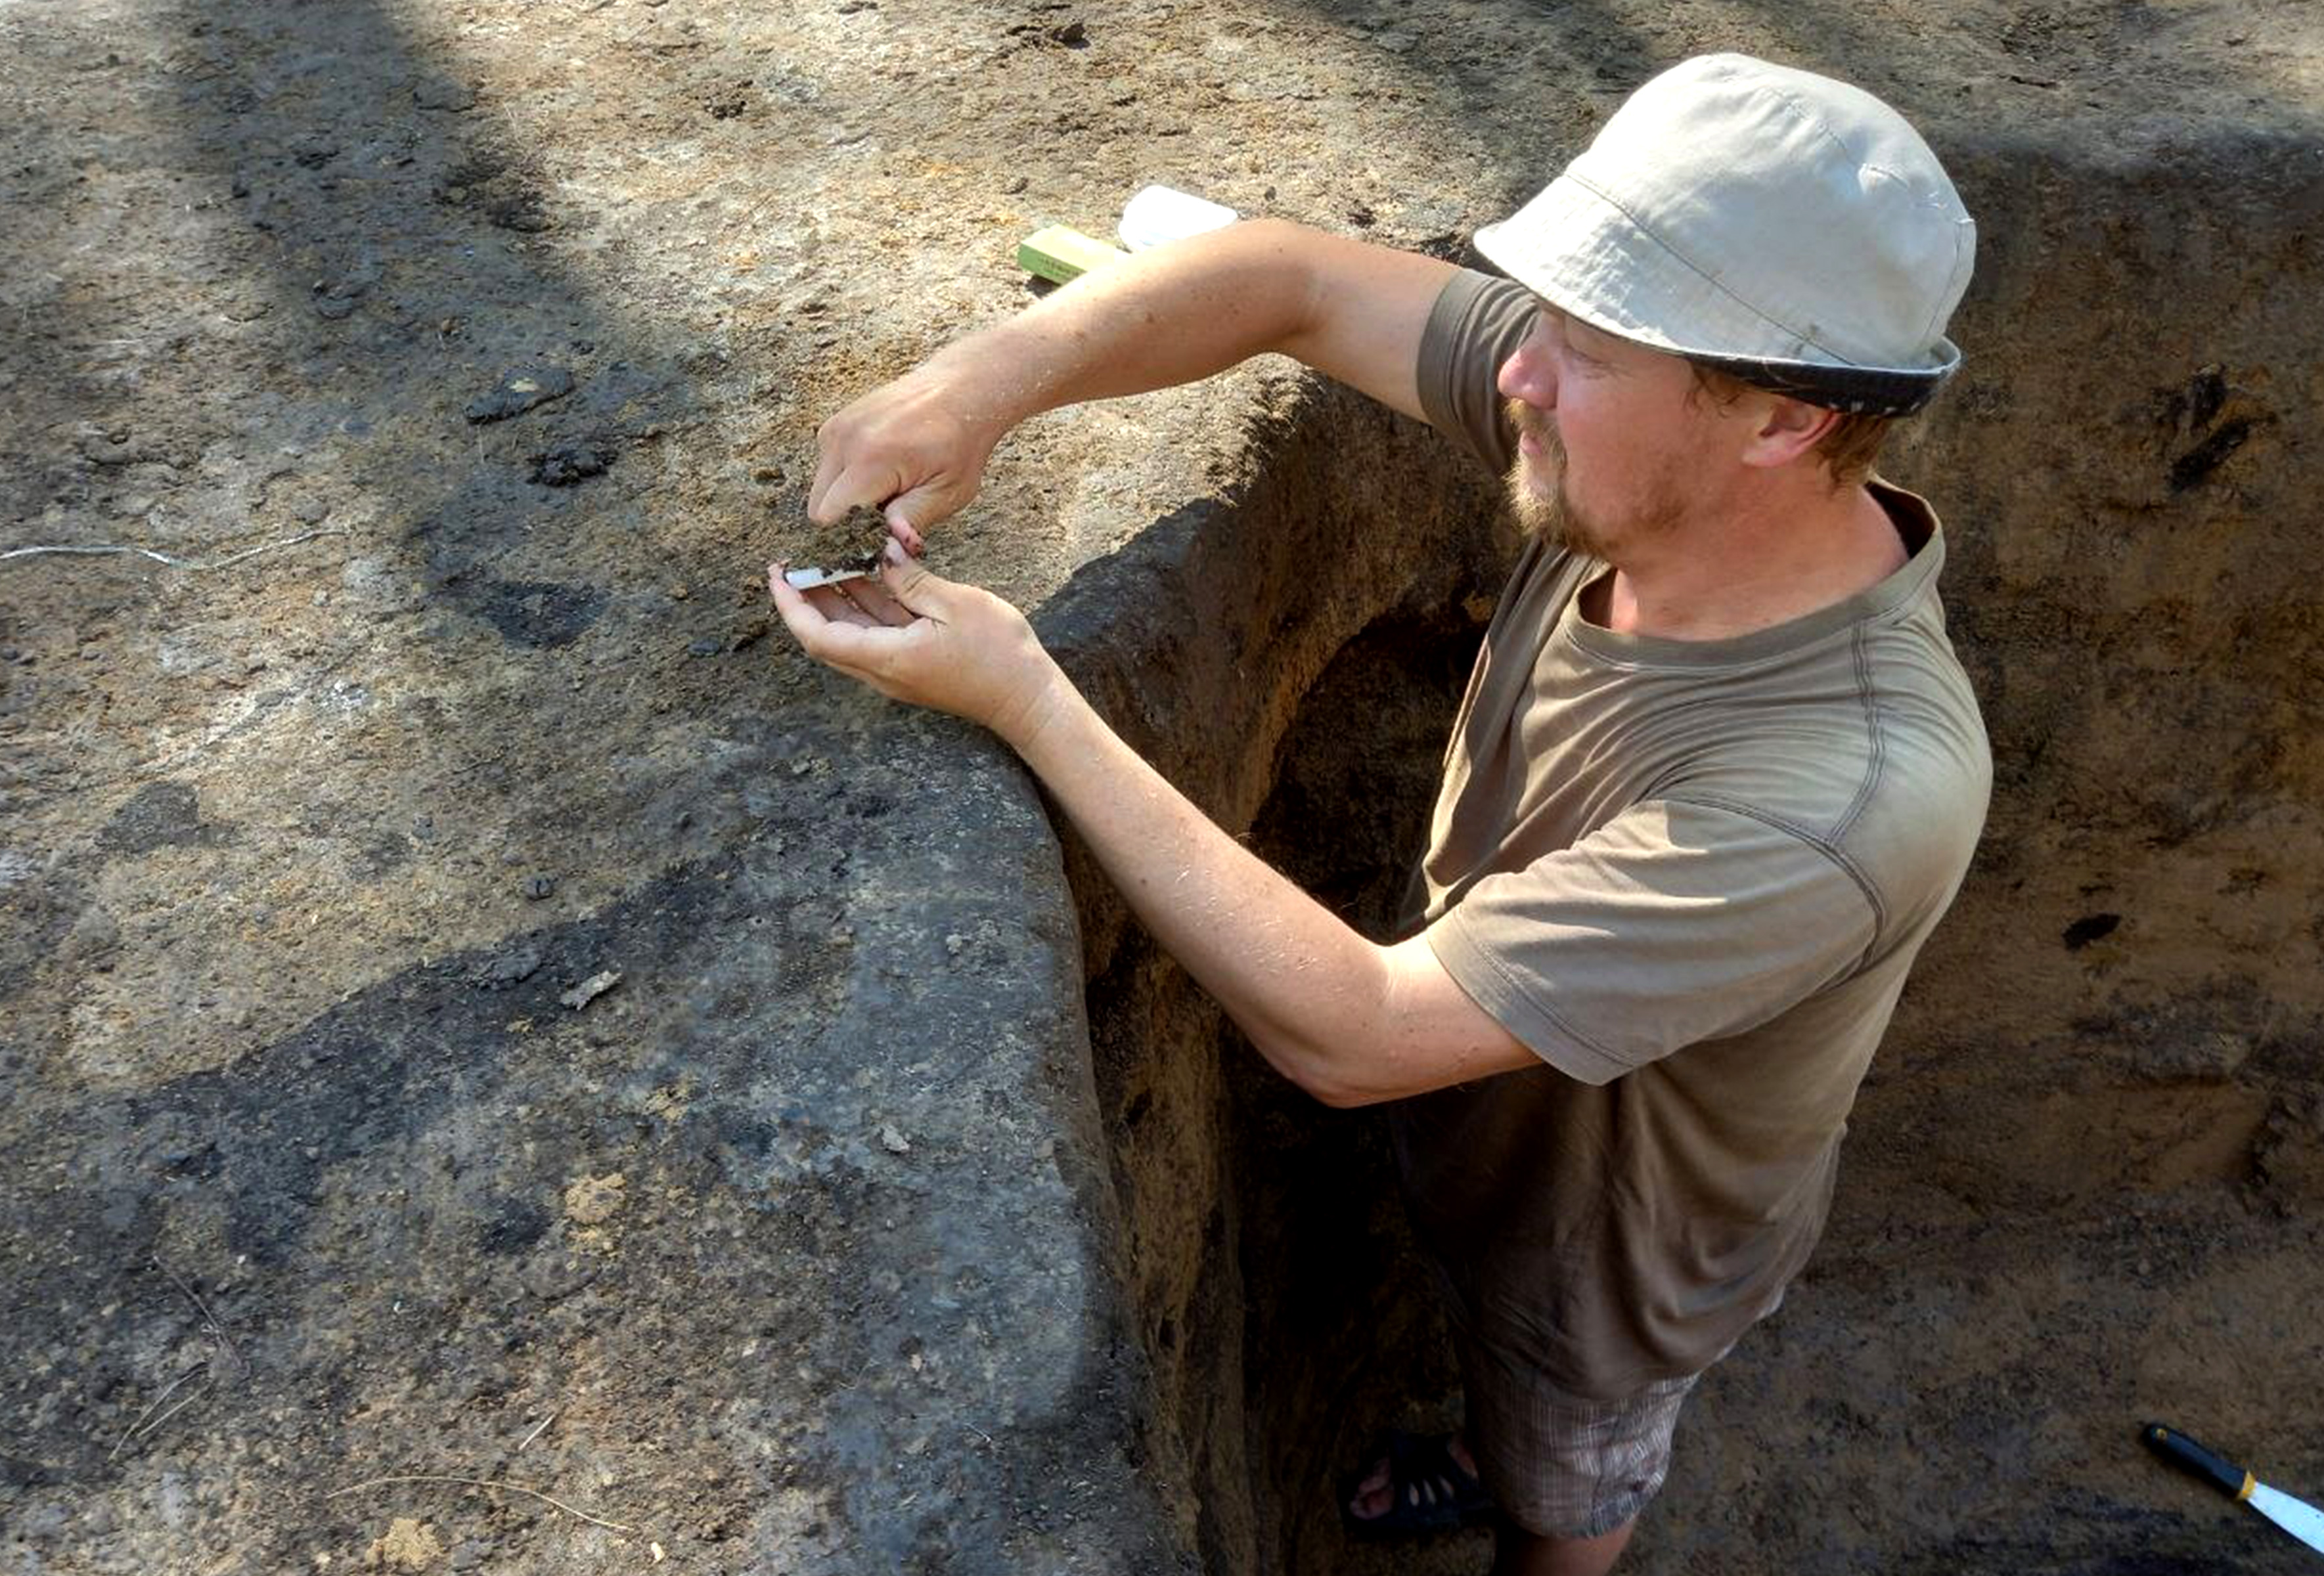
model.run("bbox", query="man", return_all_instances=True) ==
[769,54,1990,1576]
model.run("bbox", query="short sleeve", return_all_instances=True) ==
[1417,269,1538,477]
[1423,799,1881,1084]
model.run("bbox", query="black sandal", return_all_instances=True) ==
[1341,1430,1495,1539]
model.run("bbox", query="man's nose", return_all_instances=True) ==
[1497,338,1554,408]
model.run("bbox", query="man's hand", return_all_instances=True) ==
[767,543,1064,749]
[808,366,1005,558]
[800,221,1454,556]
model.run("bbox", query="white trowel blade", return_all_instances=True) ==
[782,565,874,590]
[2250,1481,2324,1555]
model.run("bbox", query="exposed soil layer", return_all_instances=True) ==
[4,0,2322,1573]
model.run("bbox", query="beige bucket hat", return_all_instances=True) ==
[1474,54,1975,415]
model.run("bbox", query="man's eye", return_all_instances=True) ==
[1552,322,1602,366]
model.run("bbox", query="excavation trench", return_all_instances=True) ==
[1037,374,1507,1575]
[1040,130,2324,1570]
[10,7,2322,1573]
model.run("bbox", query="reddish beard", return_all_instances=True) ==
[1502,399,1680,562]
[1504,399,1608,558]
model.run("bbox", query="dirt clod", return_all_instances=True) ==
[527,441,614,487]
[364,1519,445,1571]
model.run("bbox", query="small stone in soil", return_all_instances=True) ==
[465,364,577,424]
[522,874,556,900]
[560,970,621,1010]
[481,948,542,986]
[79,434,146,466]
[313,280,370,319]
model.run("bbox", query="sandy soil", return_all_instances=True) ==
[4,0,2322,1572]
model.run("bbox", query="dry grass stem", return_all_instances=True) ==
[106,1366,208,1462]
[136,1386,212,1445]
[324,1474,638,1533]
[153,1256,248,1375]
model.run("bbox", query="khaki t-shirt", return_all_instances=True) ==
[1397,269,1991,1400]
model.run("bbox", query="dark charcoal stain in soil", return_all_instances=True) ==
[2155,364,2229,435]
[97,781,213,854]
[0,1455,62,1489]
[477,945,544,986]
[528,440,615,486]
[2063,911,2124,949]
[479,1193,553,1253]
[2170,415,2254,491]
[15,852,834,1282]
[470,578,606,647]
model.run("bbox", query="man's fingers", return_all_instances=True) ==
[767,563,878,628]
[807,456,910,527]
[821,584,887,628]
[768,561,826,633]
[808,464,874,526]
[769,561,853,642]
[788,595,895,666]
[813,460,966,543]
[876,539,951,617]
[807,443,841,524]
[836,574,916,627]
[769,562,920,678]
[883,494,932,558]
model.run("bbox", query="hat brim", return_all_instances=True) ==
[1475,173,1961,416]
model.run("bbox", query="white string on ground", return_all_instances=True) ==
[0,527,351,571]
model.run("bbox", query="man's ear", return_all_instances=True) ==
[1737,395,1841,471]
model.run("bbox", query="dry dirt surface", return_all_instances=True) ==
[4,0,2323,1573]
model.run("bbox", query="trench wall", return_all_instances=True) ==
[1032,371,1508,1567]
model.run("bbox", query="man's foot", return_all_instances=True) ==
[1343,1430,1494,1537]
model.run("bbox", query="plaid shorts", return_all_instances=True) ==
[1457,1338,1705,1540]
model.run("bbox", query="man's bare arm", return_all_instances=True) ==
[811,219,1458,544]
[1008,655,1538,1107]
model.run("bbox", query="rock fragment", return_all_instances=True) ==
[464,365,575,424]
[480,947,541,986]
[560,969,619,1010]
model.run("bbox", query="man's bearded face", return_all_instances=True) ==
[1503,397,1683,563]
